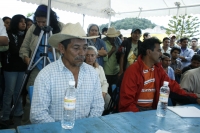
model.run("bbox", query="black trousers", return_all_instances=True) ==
[106,74,118,97]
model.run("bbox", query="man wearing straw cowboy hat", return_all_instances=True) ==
[103,27,121,96]
[30,23,104,124]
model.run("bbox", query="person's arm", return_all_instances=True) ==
[119,67,139,112]
[0,19,9,46]
[107,45,116,58]
[19,25,34,64]
[98,47,107,57]
[99,66,109,94]
[159,68,198,104]
[180,50,194,62]
[0,36,8,46]
[30,70,55,124]
[97,40,107,57]
[162,69,197,99]
[118,54,124,76]
[88,73,104,117]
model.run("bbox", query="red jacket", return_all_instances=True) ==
[119,55,197,112]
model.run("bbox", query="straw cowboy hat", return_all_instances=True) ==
[48,22,99,49]
[106,27,121,38]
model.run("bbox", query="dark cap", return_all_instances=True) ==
[36,5,47,13]
[131,28,142,34]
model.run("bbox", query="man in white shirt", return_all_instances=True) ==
[180,67,200,98]
[0,18,9,111]
[0,19,9,46]
[161,37,171,54]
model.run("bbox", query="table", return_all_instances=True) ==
[0,129,16,133]
[99,104,200,133]
[17,116,116,133]
[17,104,200,133]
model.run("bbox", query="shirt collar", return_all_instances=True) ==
[57,56,67,72]
[142,61,155,73]
[57,56,86,72]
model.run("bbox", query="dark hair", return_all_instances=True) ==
[10,14,26,34]
[143,32,150,41]
[143,32,149,37]
[191,38,198,42]
[139,37,161,56]
[191,54,200,62]
[60,39,71,49]
[2,16,11,22]
[170,47,181,54]
[180,37,189,43]
[163,37,170,42]
[26,18,33,23]
[87,24,99,34]
[102,27,108,33]
[161,53,171,60]
[34,4,60,33]
[118,34,123,39]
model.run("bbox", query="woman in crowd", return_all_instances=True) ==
[19,4,64,125]
[87,24,107,67]
[1,14,27,125]
[2,17,11,31]
[85,46,110,108]
[26,18,33,30]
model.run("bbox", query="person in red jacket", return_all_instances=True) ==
[119,37,199,112]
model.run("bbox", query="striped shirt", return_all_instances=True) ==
[30,57,104,124]
[137,63,155,107]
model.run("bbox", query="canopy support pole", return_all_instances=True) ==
[83,14,85,28]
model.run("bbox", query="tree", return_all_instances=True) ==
[99,18,156,32]
[26,12,34,18]
[165,14,200,39]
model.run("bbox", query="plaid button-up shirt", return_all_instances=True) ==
[30,57,104,124]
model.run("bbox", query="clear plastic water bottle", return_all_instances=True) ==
[156,81,170,117]
[61,80,76,129]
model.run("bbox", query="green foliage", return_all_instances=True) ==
[99,18,156,32]
[26,12,34,18]
[165,14,200,39]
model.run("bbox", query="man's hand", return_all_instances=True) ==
[118,71,123,77]
[179,56,186,62]
[24,57,31,66]
[98,47,107,57]
[175,68,182,75]
[102,92,106,99]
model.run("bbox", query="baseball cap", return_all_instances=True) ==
[131,28,142,34]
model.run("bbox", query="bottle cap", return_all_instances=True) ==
[163,81,169,86]
[69,80,75,86]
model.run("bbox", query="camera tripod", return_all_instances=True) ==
[0,1,57,129]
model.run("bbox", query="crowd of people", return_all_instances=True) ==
[0,4,200,128]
